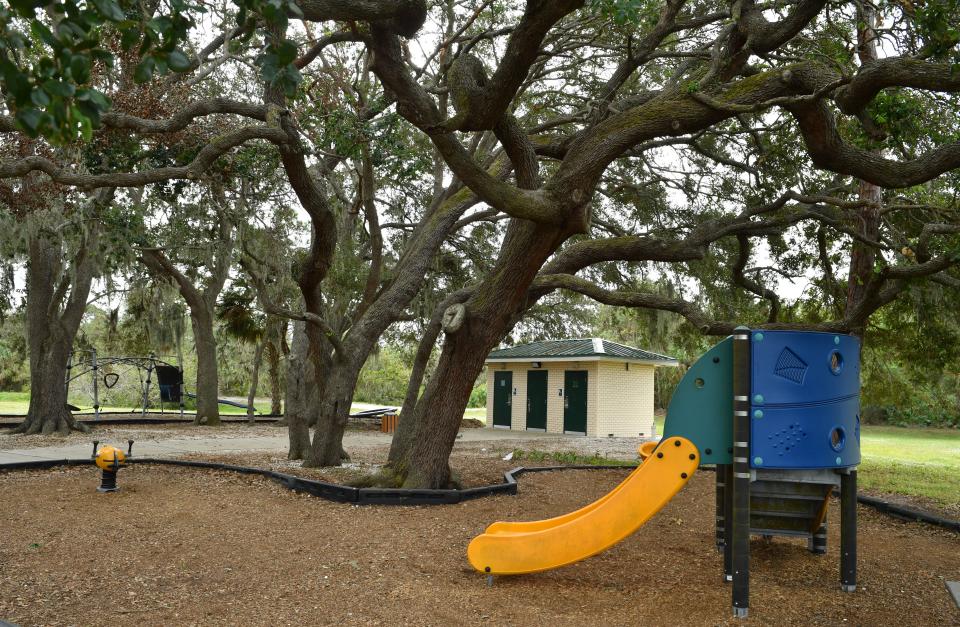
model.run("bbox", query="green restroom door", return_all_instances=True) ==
[563,370,588,434]
[493,371,513,428]
[526,370,548,430]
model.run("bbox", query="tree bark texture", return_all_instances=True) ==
[13,230,96,435]
[191,309,221,425]
[303,364,357,467]
[284,321,315,459]
[266,339,283,416]
[390,221,569,487]
[140,245,230,427]
[845,4,883,337]
[297,168,494,467]
[246,337,265,422]
[387,289,470,467]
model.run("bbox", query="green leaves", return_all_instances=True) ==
[239,0,304,97]
[913,0,960,61]
[0,0,309,141]
[589,0,657,27]
[255,38,302,97]
[0,0,198,143]
[90,0,125,22]
[167,50,192,72]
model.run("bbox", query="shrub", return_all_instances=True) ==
[354,348,411,405]
[468,384,486,408]
[887,397,960,428]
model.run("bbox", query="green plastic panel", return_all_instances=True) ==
[662,336,733,466]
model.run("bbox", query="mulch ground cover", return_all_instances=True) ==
[1,452,958,626]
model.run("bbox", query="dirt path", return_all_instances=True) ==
[1,459,957,626]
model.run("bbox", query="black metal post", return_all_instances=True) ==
[731,326,752,618]
[723,462,734,581]
[141,357,154,419]
[840,469,857,591]
[715,467,726,552]
[91,348,100,420]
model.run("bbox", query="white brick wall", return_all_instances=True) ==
[511,365,528,429]
[485,359,657,436]
[595,361,656,437]
[485,366,494,426]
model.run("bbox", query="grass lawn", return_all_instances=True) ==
[0,391,30,414]
[0,390,273,416]
[857,425,960,508]
[464,407,486,422]
[1,391,488,422]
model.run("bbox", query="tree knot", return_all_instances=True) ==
[441,303,466,334]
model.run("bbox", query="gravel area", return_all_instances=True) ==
[1,457,958,626]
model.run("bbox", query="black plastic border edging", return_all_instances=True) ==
[852,492,960,532]
[1,457,958,532]
[136,457,522,504]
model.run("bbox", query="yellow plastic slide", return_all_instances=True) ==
[467,436,698,575]
[481,439,664,536]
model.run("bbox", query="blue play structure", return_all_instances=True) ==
[662,328,861,617]
[749,330,861,469]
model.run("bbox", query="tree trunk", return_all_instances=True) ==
[139,247,229,427]
[388,303,445,466]
[284,321,314,459]
[391,221,569,487]
[846,4,883,338]
[191,310,221,426]
[304,364,358,467]
[246,338,266,423]
[12,231,93,435]
[266,340,283,415]
[15,323,85,435]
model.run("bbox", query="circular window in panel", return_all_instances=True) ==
[830,427,846,452]
[829,350,844,375]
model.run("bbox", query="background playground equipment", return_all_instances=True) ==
[65,351,258,418]
[92,440,134,492]
[469,328,861,618]
[66,351,187,418]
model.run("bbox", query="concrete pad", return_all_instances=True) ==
[947,581,960,609]
[0,427,571,465]
[0,435,290,464]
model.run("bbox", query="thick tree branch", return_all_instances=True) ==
[732,233,780,322]
[789,99,960,188]
[297,0,426,32]
[240,253,346,357]
[836,58,960,115]
[0,125,288,187]
[139,248,206,313]
[440,0,585,132]
[367,28,561,223]
[0,99,269,136]
[532,273,733,334]
[294,30,362,69]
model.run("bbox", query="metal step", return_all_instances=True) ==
[717,471,833,553]
[750,514,815,534]
[752,480,834,500]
